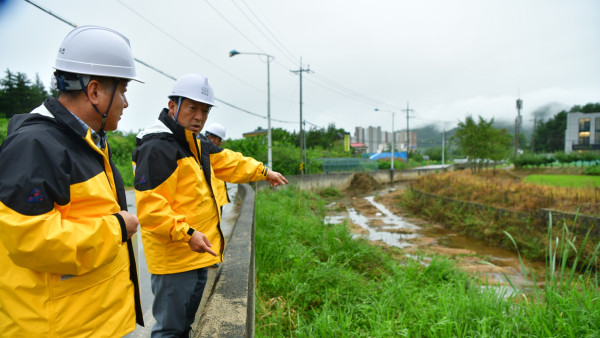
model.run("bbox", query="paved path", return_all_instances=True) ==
[125,185,239,337]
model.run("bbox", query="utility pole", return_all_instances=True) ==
[531,115,536,153]
[442,128,446,166]
[303,120,308,170]
[403,102,414,163]
[291,58,311,174]
[515,97,523,156]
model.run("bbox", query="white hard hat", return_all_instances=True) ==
[169,73,215,106]
[205,123,226,139]
[55,25,141,82]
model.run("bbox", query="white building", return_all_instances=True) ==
[564,112,600,153]
[354,126,417,153]
[354,126,382,153]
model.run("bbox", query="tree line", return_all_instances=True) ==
[2,69,599,179]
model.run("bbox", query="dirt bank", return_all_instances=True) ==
[330,184,544,288]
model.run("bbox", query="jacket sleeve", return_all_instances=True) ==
[133,141,193,243]
[0,131,125,275]
[210,148,269,183]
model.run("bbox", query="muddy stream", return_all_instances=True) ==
[324,183,546,292]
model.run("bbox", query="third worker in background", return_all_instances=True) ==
[133,73,288,337]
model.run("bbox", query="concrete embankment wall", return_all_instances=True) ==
[256,167,448,191]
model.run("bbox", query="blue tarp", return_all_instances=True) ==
[368,152,407,160]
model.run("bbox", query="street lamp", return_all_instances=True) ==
[374,108,395,170]
[229,49,274,169]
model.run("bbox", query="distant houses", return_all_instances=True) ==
[242,128,268,138]
[352,126,417,160]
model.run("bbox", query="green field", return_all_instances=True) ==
[524,174,600,188]
[255,187,600,337]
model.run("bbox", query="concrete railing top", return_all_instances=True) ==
[194,184,256,337]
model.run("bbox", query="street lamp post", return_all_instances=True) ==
[229,49,274,169]
[374,108,395,170]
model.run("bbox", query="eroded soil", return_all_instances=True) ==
[327,177,544,288]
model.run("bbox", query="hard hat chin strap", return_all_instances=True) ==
[173,96,183,125]
[78,76,119,148]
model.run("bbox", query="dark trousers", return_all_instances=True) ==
[150,268,208,338]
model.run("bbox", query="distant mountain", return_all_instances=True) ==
[412,121,531,151]
[412,125,457,150]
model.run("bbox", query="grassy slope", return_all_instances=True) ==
[255,187,600,337]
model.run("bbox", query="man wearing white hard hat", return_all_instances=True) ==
[0,26,144,336]
[133,73,288,337]
[205,122,226,145]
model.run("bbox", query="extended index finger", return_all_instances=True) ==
[201,237,218,256]
[204,246,218,256]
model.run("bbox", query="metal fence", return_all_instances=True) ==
[320,158,379,173]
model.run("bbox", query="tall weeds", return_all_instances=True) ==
[503,213,600,335]
[412,171,600,216]
[255,188,600,336]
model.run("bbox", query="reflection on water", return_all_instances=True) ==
[324,190,546,291]
[364,196,421,231]
[346,207,418,248]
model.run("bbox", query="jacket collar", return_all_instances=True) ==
[158,108,197,146]
[43,97,89,139]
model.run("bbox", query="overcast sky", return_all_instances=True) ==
[1,0,598,140]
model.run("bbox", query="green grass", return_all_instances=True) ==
[524,174,600,188]
[255,187,600,337]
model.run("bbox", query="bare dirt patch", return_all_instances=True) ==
[345,173,382,196]
[332,183,540,287]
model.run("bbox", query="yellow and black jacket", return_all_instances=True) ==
[213,176,230,208]
[133,109,268,274]
[198,134,230,209]
[0,98,143,337]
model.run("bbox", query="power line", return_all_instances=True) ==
[217,99,303,125]
[117,0,307,110]
[132,58,176,81]
[303,75,388,108]
[24,0,359,132]
[235,0,298,66]
[219,0,403,111]
[117,0,264,94]
[311,72,394,108]
[208,0,409,116]
[202,0,265,54]
[24,0,76,27]
[118,1,320,128]
[25,0,314,126]
[240,0,299,63]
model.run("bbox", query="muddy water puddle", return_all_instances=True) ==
[325,186,545,291]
